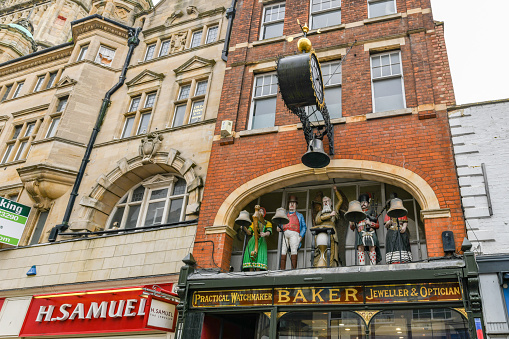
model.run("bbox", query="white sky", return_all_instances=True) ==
[430,0,509,105]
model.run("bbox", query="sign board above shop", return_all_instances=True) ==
[191,282,463,308]
[0,197,31,246]
[20,285,178,336]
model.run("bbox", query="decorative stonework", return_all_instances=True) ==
[354,310,380,326]
[71,18,129,42]
[0,47,72,77]
[174,56,216,76]
[126,69,165,88]
[139,132,163,164]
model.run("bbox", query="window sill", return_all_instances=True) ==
[238,126,279,137]
[308,24,346,35]
[0,159,26,168]
[296,117,346,129]
[364,13,402,25]
[366,107,412,120]
[252,36,287,47]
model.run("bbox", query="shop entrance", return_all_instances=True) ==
[202,312,270,339]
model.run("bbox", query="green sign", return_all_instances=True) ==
[0,197,31,246]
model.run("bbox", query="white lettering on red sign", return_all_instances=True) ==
[35,298,146,322]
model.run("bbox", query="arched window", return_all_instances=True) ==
[107,174,188,229]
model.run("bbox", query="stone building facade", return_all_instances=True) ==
[0,0,230,337]
[175,0,485,338]
[449,99,509,338]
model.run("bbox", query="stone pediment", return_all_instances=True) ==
[141,174,177,189]
[56,76,77,88]
[126,70,165,88]
[173,56,215,76]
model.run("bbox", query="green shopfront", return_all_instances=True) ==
[176,254,483,339]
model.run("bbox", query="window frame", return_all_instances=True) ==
[1,84,13,102]
[12,81,24,98]
[260,2,286,40]
[159,39,171,57]
[34,75,46,92]
[367,0,397,19]
[46,72,58,89]
[121,91,158,138]
[144,43,156,61]
[309,0,341,30]
[95,45,116,67]
[45,116,61,138]
[370,50,406,113]
[56,96,68,113]
[1,120,40,164]
[171,79,209,128]
[190,30,203,48]
[248,72,278,130]
[77,45,88,61]
[205,25,219,44]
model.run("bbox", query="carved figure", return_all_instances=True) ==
[242,206,272,271]
[349,194,382,265]
[278,196,306,269]
[384,214,412,264]
[139,132,163,164]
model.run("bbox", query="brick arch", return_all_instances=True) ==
[70,150,203,232]
[212,159,444,232]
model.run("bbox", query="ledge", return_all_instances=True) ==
[11,104,50,118]
[297,117,346,129]
[0,159,25,168]
[0,115,8,122]
[366,108,412,120]
[308,24,346,35]
[252,36,287,47]
[31,137,86,148]
[238,126,278,137]
[420,208,451,219]
[204,224,237,238]
[364,13,402,25]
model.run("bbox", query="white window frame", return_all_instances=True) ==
[260,2,286,40]
[248,73,278,130]
[367,0,397,19]
[77,45,88,61]
[309,0,341,30]
[315,60,342,119]
[370,50,406,113]
[171,79,209,128]
[121,92,157,138]
[95,45,116,67]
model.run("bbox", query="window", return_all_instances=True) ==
[206,26,219,44]
[368,0,396,18]
[249,73,277,130]
[172,80,208,128]
[260,3,285,40]
[46,72,58,89]
[46,117,60,138]
[1,84,12,102]
[321,61,342,118]
[190,30,203,48]
[371,51,405,112]
[310,0,341,29]
[108,175,188,229]
[56,96,68,112]
[77,45,88,61]
[159,40,171,57]
[144,44,156,61]
[12,82,24,98]
[34,76,45,92]
[95,45,116,67]
[121,92,157,138]
[1,121,39,164]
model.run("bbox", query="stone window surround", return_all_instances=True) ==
[260,2,286,40]
[171,74,211,129]
[370,49,406,113]
[367,0,397,19]
[248,72,278,130]
[120,88,160,139]
[94,44,116,67]
[1,118,42,164]
[30,70,61,93]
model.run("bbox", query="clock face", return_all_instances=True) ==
[310,55,324,105]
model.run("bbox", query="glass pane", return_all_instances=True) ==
[311,9,341,29]
[137,113,151,135]
[13,82,23,98]
[324,86,341,119]
[263,21,284,39]
[251,97,276,130]
[159,40,170,56]
[173,178,187,195]
[144,93,156,108]
[206,26,218,43]
[125,205,140,229]
[1,85,12,101]
[372,56,381,67]
[369,0,396,18]
[145,44,155,60]
[34,76,45,92]
[129,97,141,112]
[382,65,391,76]
[46,73,57,88]
[12,126,22,139]
[189,100,204,124]
[179,85,191,100]
[95,46,115,66]
[77,46,88,61]
[372,67,382,78]
[278,311,365,338]
[381,54,390,66]
[166,198,183,223]
[373,77,405,112]
[150,188,168,200]
[1,144,13,163]
[110,207,125,228]
[119,195,128,204]
[191,31,202,48]
[131,186,145,202]
[195,81,208,96]
[14,141,27,160]
[121,116,135,138]
[173,105,187,127]
[145,201,166,225]
[24,123,35,136]
[56,97,68,112]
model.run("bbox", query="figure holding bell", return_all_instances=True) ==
[241,205,272,271]
[384,198,413,264]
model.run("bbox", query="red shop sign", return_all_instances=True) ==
[20,284,178,336]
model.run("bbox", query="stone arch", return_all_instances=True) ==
[70,149,203,232]
[210,159,448,235]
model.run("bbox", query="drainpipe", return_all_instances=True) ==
[221,0,237,62]
[48,25,142,242]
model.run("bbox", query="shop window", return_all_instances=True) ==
[368,0,397,18]
[172,80,208,127]
[77,45,88,61]
[1,120,39,164]
[144,43,156,61]
[249,73,277,130]
[230,180,427,271]
[260,3,285,40]
[310,0,341,30]
[107,175,188,229]
[190,30,203,48]
[159,39,171,57]
[370,309,468,338]
[1,84,13,102]
[121,92,156,138]
[371,51,405,112]
[12,81,24,98]
[278,311,365,338]
[95,45,116,67]
[206,25,219,43]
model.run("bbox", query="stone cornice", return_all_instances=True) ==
[71,17,129,42]
[31,136,87,148]
[0,115,8,122]
[11,104,49,118]
[0,0,51,15]
[0,46,72,77]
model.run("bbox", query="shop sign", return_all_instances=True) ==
[20,285,177,336]
[191,282,462,308]
[144,297,178,332]
[0,197,31,246]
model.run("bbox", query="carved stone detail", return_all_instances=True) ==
[24,180,53,211]
[139,132,163,164]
